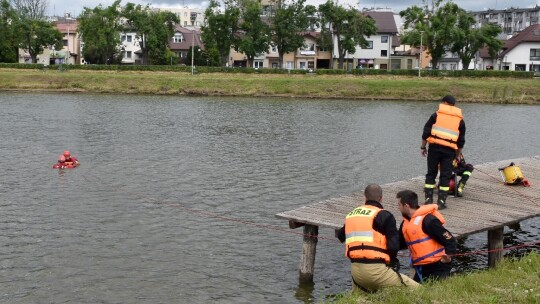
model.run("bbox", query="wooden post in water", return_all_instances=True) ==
[487,227,504,267]
[299,224,319,283]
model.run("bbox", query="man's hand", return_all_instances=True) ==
[440,254,452,263]
[421,148,427,157]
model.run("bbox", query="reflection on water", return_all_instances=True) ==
[0,92,538,303]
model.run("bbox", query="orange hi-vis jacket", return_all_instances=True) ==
[345,205,390,262]
[402,204,446,266]
[427,104,463,150]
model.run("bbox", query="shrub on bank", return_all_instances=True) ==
[0,63,534,78]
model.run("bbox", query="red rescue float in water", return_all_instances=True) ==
[53,151,80,169]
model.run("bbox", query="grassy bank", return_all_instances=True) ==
[0,68,539,104]
[331,252,540,304]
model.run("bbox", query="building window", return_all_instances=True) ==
[126,35,132,43]
[381,35,388,43]
[407,59,412,69]
[63,39,68,46]
[254,61,263,69]
[515,64,526,71]
[530,48,540,60]
[299,62,306,69]
[125,51,132,59]
[301,43,314,51]
[363,41,373,49]
[271,45,277,53]
[121,35,126,42]
[286,61,293,69]
[391,59,400,69]
[173,33,184,43]
[184,21,188,26]
[381,50,387,57]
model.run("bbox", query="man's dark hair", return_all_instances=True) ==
[364,184,383,201]
[442,95,456,105]
[396,190,419,209]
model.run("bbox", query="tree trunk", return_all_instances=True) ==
[461,58,472,70]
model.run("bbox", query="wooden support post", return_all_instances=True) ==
[488,227,504,268]
[299,224,318,283]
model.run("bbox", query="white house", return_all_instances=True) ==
[345,10,405,70]
[120,31,141,64]
[479,24,540,72]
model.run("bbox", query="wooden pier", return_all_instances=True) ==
[276,156,540,283]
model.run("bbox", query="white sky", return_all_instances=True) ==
[47,0,539,18]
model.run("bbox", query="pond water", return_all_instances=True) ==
[0,92,538,303]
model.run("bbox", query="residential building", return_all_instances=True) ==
[479,24,540,72]
[120,31,140,64]
[153,7,205,28]
[169,26,204,66]
[471,6,540,36]
[19,14,81,65]
[346,10,417,70]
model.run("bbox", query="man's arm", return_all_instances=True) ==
[335,225,345,243]
[456,119,466,157]
[422,113,437,141]
[398,221,408,250]
[374,210,399,262]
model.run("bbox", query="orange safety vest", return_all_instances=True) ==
[344,205,390,262]
[427,104,463,150]
[402,205,446,266]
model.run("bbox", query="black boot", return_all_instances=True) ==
[457,181,466,197]
[437,190,448,210]
[424,188,434,205]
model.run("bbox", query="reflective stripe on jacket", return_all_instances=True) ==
[402,205,446,266]
[427,104,463,150]
[345,205,390,262]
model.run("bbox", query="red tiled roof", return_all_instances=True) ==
[55,20,78,33]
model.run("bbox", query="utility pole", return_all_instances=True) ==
[419,31,424,77]
[191,12,197,75]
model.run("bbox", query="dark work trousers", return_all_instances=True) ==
[413,261,452,283]
[425,144,456,188]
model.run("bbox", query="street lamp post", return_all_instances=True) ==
[190,12,197,75]
[419,31,424,77]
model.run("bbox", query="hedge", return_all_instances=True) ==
[0,63,534,78]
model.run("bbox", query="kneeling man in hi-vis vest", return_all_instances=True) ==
[397,190,457,283]
[335,184,419,292]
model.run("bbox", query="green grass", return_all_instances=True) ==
[330,252,540,304]
[0,68,539,104]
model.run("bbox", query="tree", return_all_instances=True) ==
[318,0,376,69]
[400,0,460,69]
[269,0,315,68]
[451,9,502,70]
[10,0,46,19]
[201,0,240,66]
[0,0,18,62]
[17,18,62,63]
[78,1,123,64]
[234,0,271,68]
[122,2,179,65]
